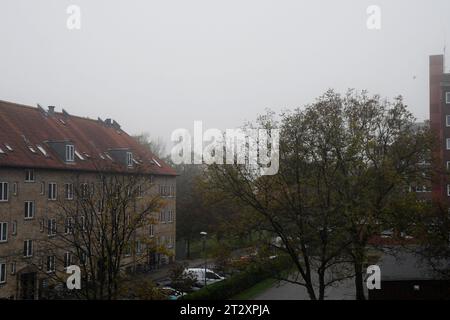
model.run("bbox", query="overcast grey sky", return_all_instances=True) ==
[1,0,450,149]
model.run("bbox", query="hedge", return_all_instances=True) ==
[183,255,293,300]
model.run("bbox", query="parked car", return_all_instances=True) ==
[160,287,186,300]
[183,268,225,287]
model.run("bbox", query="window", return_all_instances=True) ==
[136,241,142,255]
[0,222,7,242]
[66,145,75,162]
[159,211,166,223]
[46,256,55,273]
[48,219,57,237]
[0,263,5,284]
[75,150,85,161]
[149,224,154,237]
[36,145,48,157]
[447,138,450,151]
[124,243,131,257]
[80,183,89,198]
[65,183,74,200]
[48,183,57,200]
[168,210,174,223]
[10,262,16,275]
[446,92,450,104]
[64,252,72,269]
[152,158,162,167]
[80,251,87,264]
[127,152,133,167]
[80,216,86,232]
[12,182,18,196]
[168,235,174,249]
[24,201,35,219]
[25,169,35,182]
[447,185,450,197]
[447,161,450,171]
[65,218,73,234]
[40,182,45,195]
[137,185,144,198]
[0,182,8,201]
[4,143,13,152]
[23,240,33,257]
[12,221,17,236]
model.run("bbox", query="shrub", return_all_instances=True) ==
[183,255,292,300]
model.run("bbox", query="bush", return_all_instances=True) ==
[183,255,292,300]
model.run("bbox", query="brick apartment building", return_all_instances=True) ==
[430,54,450,202]
[0,100,176,299]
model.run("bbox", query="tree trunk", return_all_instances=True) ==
[186,238,191,259]
[354,261,366,300]
[318,270,326,300]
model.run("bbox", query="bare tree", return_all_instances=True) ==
[34,171,165,300]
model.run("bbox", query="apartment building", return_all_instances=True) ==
[0,100,176,299]
[430,54,450,202]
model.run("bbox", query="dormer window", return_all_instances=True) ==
[66,145,75,162]
[127,152,133,167]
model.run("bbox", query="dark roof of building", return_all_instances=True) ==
[0,100,176,176]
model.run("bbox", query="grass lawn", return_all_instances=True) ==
[231,278,278,300]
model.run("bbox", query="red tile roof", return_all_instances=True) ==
[0,100,176,176]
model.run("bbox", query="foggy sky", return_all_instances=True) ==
[1,0,450,151]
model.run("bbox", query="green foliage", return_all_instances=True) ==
[183,256,292,300]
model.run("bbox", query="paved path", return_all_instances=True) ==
[253,277,357,300]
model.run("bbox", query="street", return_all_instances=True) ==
[253,277,357,300]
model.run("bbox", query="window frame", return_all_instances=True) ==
[23,240,33,258]
[24,201,35,220]
[0,222,7,243]
[25,169,35,182]
[127,152,133,167]
[446,92,450,104]
[66,144,75,162]
[65,183,74,200]
[48,183,57,200]
[64,252,72,269]
[47,219,57,237]
[0,263,6,284]
[46,255,56,273]
[0,182,8,202]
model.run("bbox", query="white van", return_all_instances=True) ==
[184,268,225,287]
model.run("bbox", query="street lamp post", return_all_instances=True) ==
[200,231,208,287]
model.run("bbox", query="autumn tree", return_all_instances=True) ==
[206,89,432,300]
[35,171,164,300]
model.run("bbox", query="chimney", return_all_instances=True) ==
[48,106,56,115]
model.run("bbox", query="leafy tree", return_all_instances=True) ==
[206,89,432,300]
